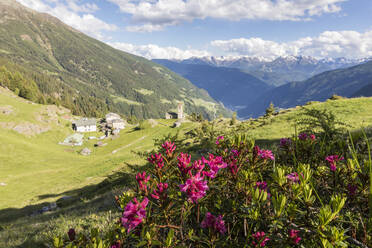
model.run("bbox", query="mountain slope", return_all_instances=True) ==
[238,60,372,118]
[0,0,228,119]
[153,59,272,110]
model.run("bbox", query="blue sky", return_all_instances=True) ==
[17,0,372,60]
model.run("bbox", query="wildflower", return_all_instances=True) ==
[325,155,344,172]
[309,134,316,141]
[151,182,168,200]
[252,231,270,247]
[192,159,205,173]
[177,152,192,175]
[136,172,150,192]
[258,149,275,160]
[67,228,76,241]
[298,133,308,140]
[287,172,300,183]
[216,136,224,145]
[201,212,226,234]
[289,229,301,245]
[147,153,164,169]
[280,138,292,147]
[202,154,227,178]
[162,141,176,157]
[121,197,149,233]
[179,172,208,203]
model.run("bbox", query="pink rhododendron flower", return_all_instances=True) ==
[298,133,308,140]
[202,154,227,178]
[201,212,226,234]
[192,159,205,173]
[280,138,292,147]
[147,153,164,169]
[289,229,301,245]
[325,155,344,172]
[309,134,316,140]
[177,152,192,175]
[258,149,275,160]
[121,197,149,233]
[179,172,208,203]
[68,228,76,241]
[287,172,300,183]
[231,149,240,157]
[216,136,224,145]
[252,231,270,247]
[136,172,150,192]
[151,182,168,200]
[162,141,176,157]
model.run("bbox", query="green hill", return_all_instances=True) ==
[0,0,228,119]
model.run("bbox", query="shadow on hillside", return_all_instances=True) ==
[0,163,143,224]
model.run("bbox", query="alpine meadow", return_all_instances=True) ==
[0,0,371,247]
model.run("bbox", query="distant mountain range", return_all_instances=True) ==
[169,56,370,86]
[238,60,372,118]
[153,59,273,110]
[0,0,229,119]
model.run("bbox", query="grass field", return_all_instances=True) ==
[2,88,372,247]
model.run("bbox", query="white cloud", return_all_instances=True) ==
[108,0,346,32]
[16,0,117,40]
[211,30,372,59]
[108,42,210,60]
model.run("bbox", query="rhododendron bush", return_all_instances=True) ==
[54,133,371,247]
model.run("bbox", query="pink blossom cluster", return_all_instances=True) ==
[136,172,150,192]
[151,182,168,200]
[216,136,224,145]
[179,172,209,203]
[201,212,226,234]
[325,155,344,171]
[289,229,301,244]
[279,138,292,147]
[252,231,270,247]
[254,146,274,161]
[147,153,164,169]
[286,172,300,183]
[202,154,227,178]
[298,133,316,141]
[162,141,176,157]
[121,197,149,233]
[111,242,121,248]
[177,152,193,176]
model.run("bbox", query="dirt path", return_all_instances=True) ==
[111,135,147,154]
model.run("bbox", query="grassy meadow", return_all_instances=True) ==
[1,88,372,247]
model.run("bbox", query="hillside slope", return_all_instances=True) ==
[0,0,228,119]
[239,60,372,118]
[153,59,272,110]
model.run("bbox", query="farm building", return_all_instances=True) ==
[105,112,125,130]
[72,118,97,132]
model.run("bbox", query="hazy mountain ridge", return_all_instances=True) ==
[172,55,370,86]
[153,59,273,111]
[0,0,229,119]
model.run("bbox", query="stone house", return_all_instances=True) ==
[72,118,97,132]
[105,112,125,130]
